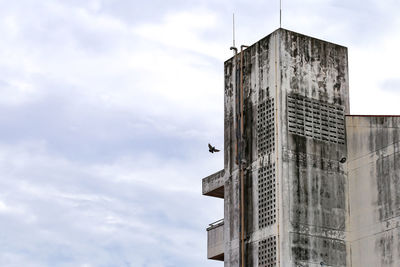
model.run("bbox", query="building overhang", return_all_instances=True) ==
[202,169,225,199]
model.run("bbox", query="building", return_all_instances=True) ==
[202,28,400,267]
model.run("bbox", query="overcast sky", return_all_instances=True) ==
[0,0,399,266]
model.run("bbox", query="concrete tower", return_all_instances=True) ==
[203,28,400,267]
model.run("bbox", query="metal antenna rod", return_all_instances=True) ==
[233,13,236,47]
[280,0,282,28]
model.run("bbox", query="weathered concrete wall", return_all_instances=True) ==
[223,30,280,266]
[221,28,349,267]
[279,29,349,267]
[208,222,225,260]
[347,116,400,267]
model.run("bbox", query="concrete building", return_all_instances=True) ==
[202,28,400,266]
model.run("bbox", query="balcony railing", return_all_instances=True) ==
[207,219,224,231]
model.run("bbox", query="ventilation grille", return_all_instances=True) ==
[257,99,275,155]
[287,95,345,144]
[259,236,277,267]
[258,163,276,228]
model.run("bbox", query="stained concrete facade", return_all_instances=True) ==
[347,116,400,266]
[202,28,400,266]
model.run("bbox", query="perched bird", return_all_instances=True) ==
[208,143,220,153]
[339,157,347,163]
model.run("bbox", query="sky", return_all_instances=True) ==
[0,0,399,266]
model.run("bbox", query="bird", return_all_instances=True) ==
[339,157,347,163]
[208,143,220,153]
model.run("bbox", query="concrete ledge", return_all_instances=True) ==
[202,169,225,198]
[207,220,224,261]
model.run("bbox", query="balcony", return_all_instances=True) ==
[202,169,224,198]
[207,219,224,261]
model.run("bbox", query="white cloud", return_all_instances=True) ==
[133,10,225,59]
[0,140,222,266]
[348,16,400,114]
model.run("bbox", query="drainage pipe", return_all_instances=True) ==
[239,44,248,267]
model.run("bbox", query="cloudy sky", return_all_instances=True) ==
[0,0,399,266]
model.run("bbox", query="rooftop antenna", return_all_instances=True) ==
[230,13,238,56]
[280,0,282,28]
[232,13,236,47]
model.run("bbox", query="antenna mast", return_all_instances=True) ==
[233,13,236,47]
[280,0,282,28]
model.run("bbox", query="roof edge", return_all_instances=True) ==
[346,115,400,117]
[224,28,348,63]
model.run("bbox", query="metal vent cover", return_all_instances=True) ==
[287,95,345,144]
